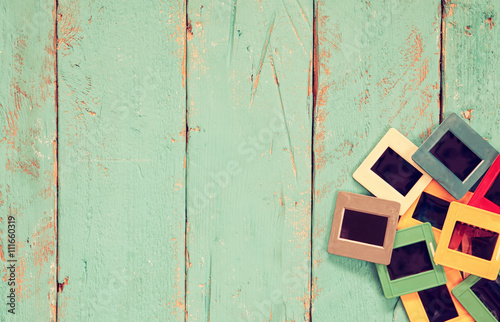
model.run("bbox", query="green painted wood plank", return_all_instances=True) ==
[443,0,500,151]
[312,0,441,320]
[0,1,57,320]
[57,1,186,320]
[185,0,313,320]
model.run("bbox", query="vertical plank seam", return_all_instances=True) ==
[310,0,318,321]
[54,0,60,321]
[184,0,189,321]
[439,0,446,123]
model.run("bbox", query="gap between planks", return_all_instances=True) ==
[54,0,60,321]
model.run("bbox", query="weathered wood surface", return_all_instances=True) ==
[0,1,57,321]
[186,0,313,320]
[57,1,186,320]
[312,0,441,321]
[443,0,500,152]
[2,0,500,321]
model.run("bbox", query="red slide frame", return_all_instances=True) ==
[468,155,500,214]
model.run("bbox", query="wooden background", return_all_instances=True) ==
[0,0,499,321]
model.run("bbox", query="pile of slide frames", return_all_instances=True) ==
[328,113,500,321]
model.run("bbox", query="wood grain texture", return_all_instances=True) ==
[6,1,500,320]
[57,1,186,320]
[185,0,313,320]
[0,1,57,320]
[312,0,441,320]
[443,0,500,151]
